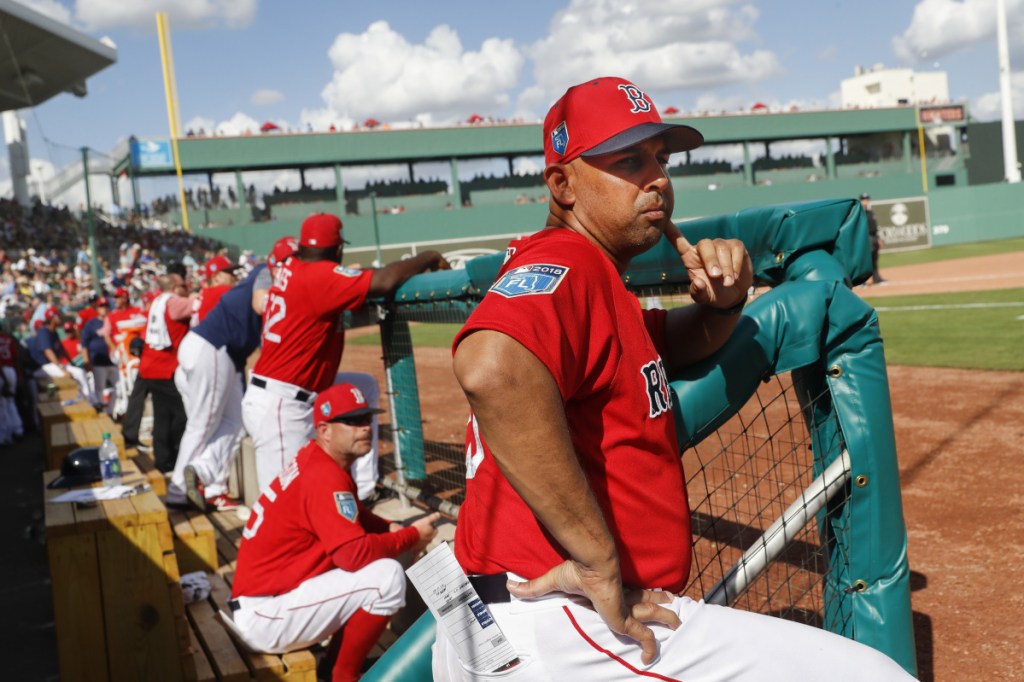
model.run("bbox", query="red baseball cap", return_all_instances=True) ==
[543,76,703,166]
[44,307,60,321]
[299,214,346,248]
[114,287,129,298]
[95,297,110,307]
[204,255,240,280]
[313,383,384,427]
[268,236,298,268]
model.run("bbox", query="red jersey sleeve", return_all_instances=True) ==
[454,232,618,400]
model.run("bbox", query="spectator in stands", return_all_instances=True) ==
[192,255,242,326]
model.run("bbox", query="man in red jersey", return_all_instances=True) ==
[105,287,146,422]
[435,77,913,681]
[192,255,242,325]
[139,270,193,473]
[241,213,450,491]
[229,383,439,682]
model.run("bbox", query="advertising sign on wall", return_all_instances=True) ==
[873,197,931,252]
[130,139,174,170]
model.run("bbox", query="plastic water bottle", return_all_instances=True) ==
[99,433,122,487]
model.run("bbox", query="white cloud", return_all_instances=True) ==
[17,0,73,25]
[319,21,524,124]
[972,72,1024,119]
[525,0,782,112]
[75,0,258,31]
[250,89,284,106]
[182,112,272,136]
[892,0,1024,64]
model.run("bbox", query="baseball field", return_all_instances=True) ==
[341,239,1024,682]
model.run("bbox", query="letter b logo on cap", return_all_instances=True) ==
[618,84,651,113]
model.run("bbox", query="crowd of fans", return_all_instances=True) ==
[0,195,236,445]
[0,196,228,335]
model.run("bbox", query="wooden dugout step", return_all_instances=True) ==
[169,507,219,575]
[47,414,124,471]
[38,399,97,452]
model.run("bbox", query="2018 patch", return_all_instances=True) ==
[489,263,569,298]
[550,121,569,156]
[334,491,358,522]
[333,265,362,278]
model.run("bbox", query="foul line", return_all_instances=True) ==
[873,302,1024,312]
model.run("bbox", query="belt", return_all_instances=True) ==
[250,376,314,403]
[469,574,511,604]
[228,598,240,612]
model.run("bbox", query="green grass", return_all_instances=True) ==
[879,236,1024,268]
[863,288,1024,371]
[348,322,463,349]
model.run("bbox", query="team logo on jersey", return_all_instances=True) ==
[489,264,569,298]
[333,265,362,278]
[640,357,672,418]
[334,491,358,522]
[320,402,332,418]
[550,121,569,156]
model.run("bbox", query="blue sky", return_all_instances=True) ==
[6,0,1024,208]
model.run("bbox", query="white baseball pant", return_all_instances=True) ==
[241,374,315,492]
[335,372,380,501]
[90,364,118,415]
[230,559,406,654]
[35,363,96,405]
[170,333,245,499]
[1,366,22,443]
[433,587,915,682]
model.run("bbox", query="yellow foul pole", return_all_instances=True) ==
[156,12,190,232]
[915,104,929,194]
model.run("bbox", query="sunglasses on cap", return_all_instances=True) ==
[333,414,374,427]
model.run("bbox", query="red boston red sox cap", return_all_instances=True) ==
[299,214,348,248]
[314,383,385,426]
[267,236,298,268]
[543,76,704,166]
[204,255,240,280]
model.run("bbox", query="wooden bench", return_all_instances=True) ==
[44,458,192,682]
[47,413,124,470]
[38,398,96,452]
[131,447,169,496]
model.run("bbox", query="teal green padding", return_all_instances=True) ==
[669,280,832,447]
[668,275,916,676]
[361,611,437,682]
[380,317,426,481]
[822,286,916,677]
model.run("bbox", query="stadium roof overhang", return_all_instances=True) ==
[0,0,116,112]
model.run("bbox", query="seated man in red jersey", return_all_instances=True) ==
[228,383,439,682]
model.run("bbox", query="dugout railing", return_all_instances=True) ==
[361,198,917,679]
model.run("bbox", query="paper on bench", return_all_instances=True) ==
[406,542,520,674]
[49,485,137,503]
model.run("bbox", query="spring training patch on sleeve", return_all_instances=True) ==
[489,264,570,298]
